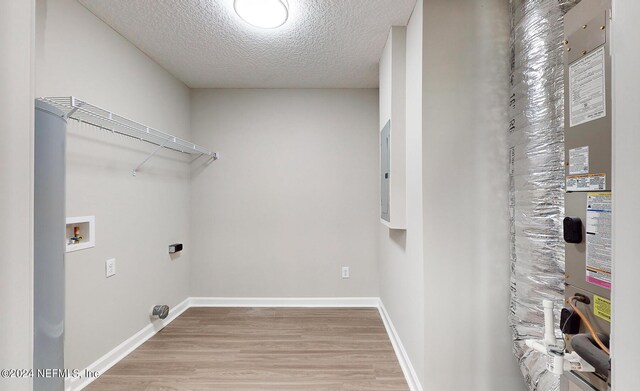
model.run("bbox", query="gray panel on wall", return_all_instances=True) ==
[562,2,612,388]
[34,100,66,391]
[381,120,390,222]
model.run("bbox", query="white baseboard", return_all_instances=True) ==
[377,299,424,391]
[188,296,380,308]
[65,297,190,391]
[67,296,422,391]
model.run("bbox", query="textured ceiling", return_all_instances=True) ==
[77,0,416,88]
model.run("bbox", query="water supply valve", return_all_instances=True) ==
[69,226,83,244]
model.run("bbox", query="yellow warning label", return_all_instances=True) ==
[593,295,611,322]
[587,192,612,197]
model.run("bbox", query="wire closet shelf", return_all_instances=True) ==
[37,96,218,175]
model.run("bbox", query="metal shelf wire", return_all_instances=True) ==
[37,96,218,175]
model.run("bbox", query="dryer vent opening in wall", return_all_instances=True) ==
[152,305,170,320]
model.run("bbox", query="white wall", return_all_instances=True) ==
[190,89,380,298]
[421,0,525,390]
[378,2,525,389]
[377,0,425,386]
[611,0,640,389]
[0,1,35,390]
[35,0,192,371]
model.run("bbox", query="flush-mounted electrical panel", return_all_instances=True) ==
[562,1,612,389]
[379,26,406,229]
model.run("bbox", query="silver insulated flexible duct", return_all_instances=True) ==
[508,0,580,390]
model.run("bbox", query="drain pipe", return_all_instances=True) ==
[571,334,610,377]
[526,299,597,375]
[543,299,558,347]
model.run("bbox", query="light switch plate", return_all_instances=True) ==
[342,266,350,279]
[106,258,116,278]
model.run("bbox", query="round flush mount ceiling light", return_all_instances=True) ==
[234,0,289,29]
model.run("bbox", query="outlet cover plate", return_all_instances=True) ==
[106,258,116,278]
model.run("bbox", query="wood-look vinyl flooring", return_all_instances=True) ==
[86,307,409,391]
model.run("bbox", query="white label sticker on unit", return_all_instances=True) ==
[569,146,589,175]
[569,46,606,127]
[566,173,605,192]
[585,192,612,289]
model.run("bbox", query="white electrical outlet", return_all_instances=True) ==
[105,258,116,278]
[342,266,350,279]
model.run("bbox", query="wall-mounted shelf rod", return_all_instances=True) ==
[36,96,218,175]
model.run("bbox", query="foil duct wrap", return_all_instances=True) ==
[508,0,580,390]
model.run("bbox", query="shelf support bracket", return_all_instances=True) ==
[64,106,79,120]
[132,142,167,176]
